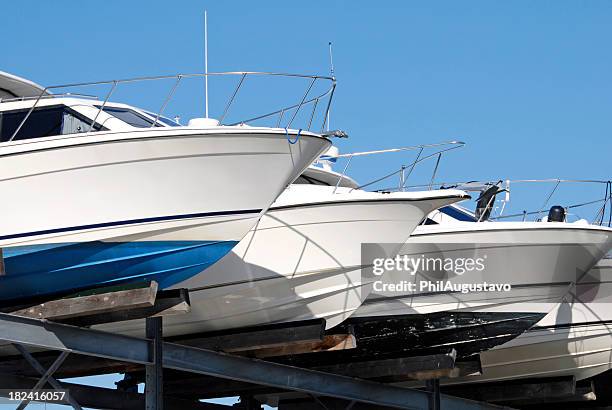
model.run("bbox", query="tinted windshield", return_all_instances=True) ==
[144,111,180,127]
[95,106,162,128]
[0,105,104,142]
[440,206,477,222]
[293,175,332,186]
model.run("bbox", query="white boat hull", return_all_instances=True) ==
[386,259,612,390]
[459,258,612,383]
[100,186,468,336]
[355,222,612,318]
[0,128,330,302]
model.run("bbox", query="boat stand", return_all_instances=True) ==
[145,317,163,410]
[0,285,509,410]
[10,345,81,410]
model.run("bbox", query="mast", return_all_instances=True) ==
[204,10,209,118]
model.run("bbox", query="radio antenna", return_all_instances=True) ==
[328,41,335,78]
[327,41,334,131]
[204,10,209,118]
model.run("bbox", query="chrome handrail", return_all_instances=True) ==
[358,143,465,192]
[224,82,335,132]
[405,178,612,226]
[0,93,99,102]
[355,148,462,192]
[404,178,611,190]
[318,141,465,193]
[7,71,336,142]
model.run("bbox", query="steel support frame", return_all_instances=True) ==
[427,379,441,410]
[146,317,163,410]
[11,344,82,410]
[0,313,504,410]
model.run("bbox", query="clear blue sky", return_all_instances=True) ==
[3,0,611,215]
[1,0,611,407]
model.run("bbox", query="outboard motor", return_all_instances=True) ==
[475,185,501,221]
[547,205,566,222]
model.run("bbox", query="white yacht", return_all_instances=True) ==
[254,179,612,395]
[351,180,612,358]
[358,219,612,317]
[384,257,612,390]
[0,71,332,304]
[458,256,612,384]
[99,147,470,336]
[356,181,612,315]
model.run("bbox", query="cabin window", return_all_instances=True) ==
[439,206,477,222]
[144,111,180,127]
[294,175,332,186]
[0,105,104,142]
[96,106,163,128]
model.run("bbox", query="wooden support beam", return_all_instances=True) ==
[171,320,325,352]
[65,288,190,327]
[442,376,577,403]
[312,350,457,381]
[10,282,159,320]
[170,320,356,358]
[7,283,190,328]
[501,382,596,406]
[0,324,347,379]
[448,360,482,379]
[238,334,356,358]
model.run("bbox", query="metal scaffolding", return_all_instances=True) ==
[0,311,509,410]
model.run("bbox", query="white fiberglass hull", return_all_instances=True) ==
[388,258,612,390]
[101,185,468,336]
[0,128,330,303]
[462,257,612,383]
[355,222,612,318]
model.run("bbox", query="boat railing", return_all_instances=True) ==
[493,179,612,227]
[406,178,612,227]
[7,71,336,142]
[321,141,466,194]
[0,93,100,103]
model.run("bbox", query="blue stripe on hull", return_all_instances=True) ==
[0,209,260,241]
[0,240,237,303]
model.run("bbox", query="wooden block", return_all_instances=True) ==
[10,281,159,320]
[173,321,325,352]
[239,334,357,358]
[442,376,577,403]
[64,288,191,327]
[313,350,457,380]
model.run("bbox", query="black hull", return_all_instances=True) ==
[275,311,545,367]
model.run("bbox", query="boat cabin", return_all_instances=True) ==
[0,71,179,143]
